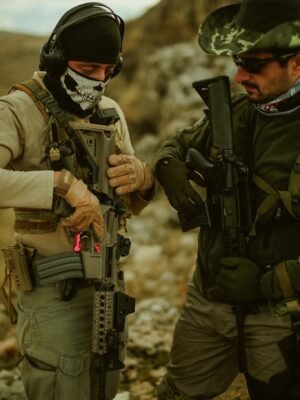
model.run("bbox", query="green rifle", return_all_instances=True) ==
[57,109,135,399]
[186,76,252,373]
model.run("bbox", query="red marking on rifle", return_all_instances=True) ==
[94,243,102,253]
[73,232,82,252]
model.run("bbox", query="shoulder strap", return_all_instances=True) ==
[250,173,299,235]
[10,80,50,123]
[10,79,77,140]
[242,101,297,235]
[275,261,296,299]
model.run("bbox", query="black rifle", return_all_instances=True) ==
[186,76,252,373]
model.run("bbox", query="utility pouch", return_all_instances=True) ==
[14,208,58,234]
[2,243,33,291]
[32,252,84,286]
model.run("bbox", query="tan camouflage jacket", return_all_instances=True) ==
[0,71,148,256]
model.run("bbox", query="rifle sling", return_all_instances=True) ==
[11,79,77,140]
[250,174,298,236]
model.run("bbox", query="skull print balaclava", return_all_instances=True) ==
[60,67,110,111]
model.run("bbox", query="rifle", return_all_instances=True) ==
[67,109,135,399]
[186,76,252,373]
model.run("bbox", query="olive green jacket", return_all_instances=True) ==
[156,95,300,300]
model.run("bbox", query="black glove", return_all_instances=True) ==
[206,257,262,303]
[156,158,202,214]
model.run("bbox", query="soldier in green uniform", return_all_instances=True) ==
[156,0,300,399]
[0,3,154,400]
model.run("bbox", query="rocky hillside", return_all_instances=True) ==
[120,0,237,74]
[109,0,240,140]
[0,31,45,94]
[0,1,249,399]
[0,0,240,141]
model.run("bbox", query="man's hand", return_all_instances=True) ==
[107,154,154,195]
[156,158,202,214]
[54,170,104,241]
[206,257,262,303]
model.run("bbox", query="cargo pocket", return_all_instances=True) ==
[21,355,57,399]
[21,348,89,400]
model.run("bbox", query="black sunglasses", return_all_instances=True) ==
[232,53,296,74]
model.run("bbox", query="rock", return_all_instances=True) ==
[130,381,154,400]
[0,312,10,340]
[0,337,20,369]
[0,368,26,400]
[0,1,249,399]
[114,392,130,400]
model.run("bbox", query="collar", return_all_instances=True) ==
[254,78,300,116]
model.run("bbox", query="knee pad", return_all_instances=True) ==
[156,376,207,400]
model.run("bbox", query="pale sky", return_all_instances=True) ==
[0,0,161,36]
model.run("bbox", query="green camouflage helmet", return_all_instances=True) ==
[198,0,300,55]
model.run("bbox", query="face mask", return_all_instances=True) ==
[60,67,109,111]
[254,78,300,116]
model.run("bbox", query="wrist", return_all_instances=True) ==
[64,179,89,207]
[139,162,155,192]
[53,169,76,197]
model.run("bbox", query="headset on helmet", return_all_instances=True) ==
[39,2,124,77]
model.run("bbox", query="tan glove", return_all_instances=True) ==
[107,154,154,195]
[54,170,104,241]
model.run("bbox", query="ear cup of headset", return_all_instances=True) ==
[39,40,67,75]
[111,54,123,78]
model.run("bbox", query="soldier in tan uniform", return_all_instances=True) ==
[0,3,154,400]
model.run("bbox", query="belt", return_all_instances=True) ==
[15,208,58,233]
[230,302,267,315]
[32,278,95,289]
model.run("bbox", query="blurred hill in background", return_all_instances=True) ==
[0,0,239,145]
[0,31,44,94]
[0,2,248,399]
